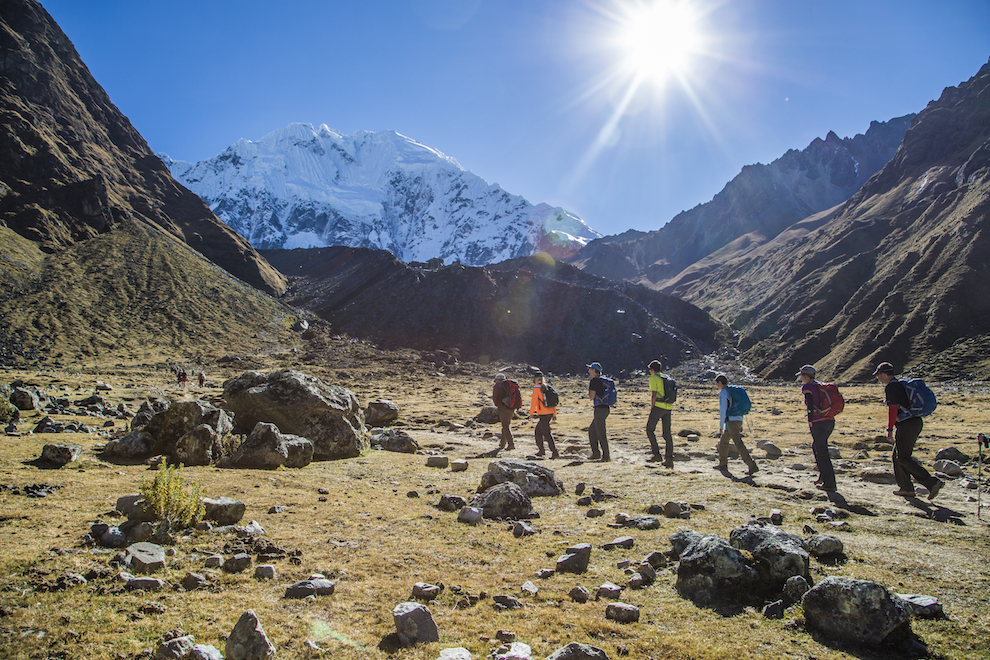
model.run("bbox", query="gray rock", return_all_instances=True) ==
[933,459,963,476]
[586,508,605,518]
[493,594,524,610]
[636,561,657,585]
[806,534,844,557]
[181,572,210,591]
[254,565,276,580]
[469,482,534,520]
[729,523,810,591]
[156,635,195,660]
[450,458,469,472]
[675,534,759,606]
[116,494,143,515]
[223,553,252,574]
[802,577,912,646]
[126,542,166,574]
[10,388,41,410]
[284,578,336,599]
[103,430,156,460]
[223,369,366,460]
[372,428,420,453]
[488,642,532,659]
[457,506,484,525]
[202,497,246,526]
[783,575,810,602]
[569,585,591,603]
[827,446,841,459]
[284,435,315,468]
[438,494,468,512]
[475,406,501,424]
[603,536,634,551]
[513,521,537,537]
[412,582,442,600]
[477,458,564,497]
[143,400,231,463]
[859,467,897,484]
[762,442,782,458]
[545,642,610,660]
[935,446,969,463]
[227,422,289,469]
[896,593,944,619]
[521,580,538,595]
[426,455,450,468]
[392,601,440,646]
[365,399,400,426]
[535,568,555,579]
[596,582,623,599]
[235,521,265,537]
[668,529,703,557]
[762,599,785,619]
[662,501,683,519]
[438,648,473,660]
[622,515,661,530]
[226,609,276,660]
[644,551,667,568]
[174,424,218,466]
[40,444,82,467]
[556,543,592,574]
[605,602,640,623]
[125,576,164,591]
[769,509,783,525]
[189,645,224,660]
[205,554,223,568]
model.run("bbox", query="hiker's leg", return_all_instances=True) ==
[588,413,602,458]
[894,417,936,489]
[661,408,674,465]
[810,419,836,489]
[645,406,662,456]
[498,407,514,449]
[717,429,731,467]
[597,407,611,461]
[729,421,756,470]
[541,415,558,456]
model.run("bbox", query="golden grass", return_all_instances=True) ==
[1,353,988,659]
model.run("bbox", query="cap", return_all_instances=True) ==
[586,362,603,372]
[872,361,895,376]
[795,364,816,377]
[494,373,506,381]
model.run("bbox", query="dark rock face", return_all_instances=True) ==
[477,458,564,497]
[675,534,760,607]
[570,115,913,286]
[226,422,289,470]
[728,523,810,592]
[260,248,731,373]
[802,577,913,646]
[0,0,285,296]
[469,482,534,520]
[223,370,365,460]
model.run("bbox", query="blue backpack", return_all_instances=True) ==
[596,377,617,407]
[897,379,937,421]
[725,385,752,418]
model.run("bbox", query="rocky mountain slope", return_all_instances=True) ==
[260,246,732,374]
[0,0,285,296]
[569,115,913,285]
[667,59,990,381]
[164,123,600,265]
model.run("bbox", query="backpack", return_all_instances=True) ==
[500,380,523,410]
[659,374,677,404]
[595,376,618,407]
[725,385,752,418]
[541,382,560,408]
[814,382,845,417]
[897,378,937,421]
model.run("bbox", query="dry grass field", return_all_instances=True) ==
[1,342,988,660]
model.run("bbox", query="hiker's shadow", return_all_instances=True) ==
[906,497,967,525]
[717,468,759,487]
[825,492,877,517]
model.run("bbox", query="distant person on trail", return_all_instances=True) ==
[178,369,188,386]
[714,374,758,474]
[797,364,837,492]
[587,361,611,462]
[874,361,944,500]
[529,372,559,458]
[492,373,520,451]
[198,371,206,388]
[646,359,674,467]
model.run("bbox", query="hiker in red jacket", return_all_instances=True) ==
[797,365,837,493]
[492,373,517,451]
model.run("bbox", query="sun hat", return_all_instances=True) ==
[494,373,506,381]
[796,365,816,377]
[872,361,895,376]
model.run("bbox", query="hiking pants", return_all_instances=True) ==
[646,406,673,462]
[535,414,557,455]
[497,406,515,449]
[717,420,756,469]
[589,406,610,460]
[892,416,936,491]
[810,419,836,490]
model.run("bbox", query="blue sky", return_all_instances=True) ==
[42,0,990,236]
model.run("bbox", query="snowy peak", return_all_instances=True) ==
[164,123,597,264]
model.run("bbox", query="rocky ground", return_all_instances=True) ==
[1,342,988,659]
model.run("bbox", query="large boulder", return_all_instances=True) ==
[469,482,535,520]
[392,601,440,646]
[40,444,82,467]
[477,458,564,497]
[10,388,42,411]
[728,523,810,593]
[103,430,155,461]
[174,424,218,466]
[284,435,315,468]
[223,370,365,460]
[365,399,400,426]
[675,534,760,607]
[226,422,289,469]
[802,577,913,646]
[143,400,232,462]
[226,610,276,660]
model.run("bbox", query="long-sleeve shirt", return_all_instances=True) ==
[719,388,741,429]
[529,385,556,416]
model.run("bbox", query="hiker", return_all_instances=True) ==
[198,371,206,387]
[714,374,758,474]
[587,362,611,462]
[492,373,518,451]
[529,372,559,458]
[646,359,674,467]
[797,365,837,492]
[874,362,944,500]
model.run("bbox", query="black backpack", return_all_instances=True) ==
[659,375,677,404]
[542,382,560,408]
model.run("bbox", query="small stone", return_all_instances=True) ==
[896,593,944,619]
[181,573,210,591]
[223,553,252,574]
[450,459,469,472]
[513,521,536,537]
[827,446,841,459]
[226,609,276,660]
[496,630,517,643]
[412,582,442,600]
[605,602,640,623]
[662,501,682,518]
[426,455,449,468]
[643,551,667,568]
[770,509,783,525]
[535,568,555,579]
[575,482,586,495]
[933,459,963,477]
[762,599,785,619]
[492,594,524,610]
[284,579,336,599]
[603,536,634,551]
[784,575,809,602]
[586,507,605,518]
[267,506,284,514]
[806,534,844,557]
[521,580,538,595]
[156,634,195,660]
[457,506,484,525]
[254,565,276,580]
[762,443,782,458]
[204,555,223,568]
[597,581,623,599]
[569,585,591,603]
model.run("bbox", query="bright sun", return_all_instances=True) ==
[616,0,703,87]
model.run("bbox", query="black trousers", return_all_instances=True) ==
[810,419,836,489]
[535,414,557,454]
[646,406,673,462]
[893,416,936,491]
[589,406,610,460]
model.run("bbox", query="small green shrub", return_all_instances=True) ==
[140,463,205,529]
[0,398,16,423]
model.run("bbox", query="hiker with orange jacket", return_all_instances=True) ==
[797,365,837,493]
[492,373,520,451]
[528,372,559,458]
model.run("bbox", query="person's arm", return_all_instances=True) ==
[529,388,538,417]
[650,389,657,407]
[588,388,596,402]
[804,390,815,427]
[718,390,727,433]
[887,404,898,442]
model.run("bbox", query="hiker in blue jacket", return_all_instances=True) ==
[874,362,943,500]
[714,374,758,474]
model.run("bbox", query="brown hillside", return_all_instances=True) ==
[0,0,286,296]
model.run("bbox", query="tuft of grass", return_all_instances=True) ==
[140,463,206,531]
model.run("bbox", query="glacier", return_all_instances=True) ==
[162,123,600,265]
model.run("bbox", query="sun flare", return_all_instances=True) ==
[616,0,703,86]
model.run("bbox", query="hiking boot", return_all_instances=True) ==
[816,484,836,492]
[550,452,560,459]
[535,450,545,457]
[893,489,916,497]
[713,463,728,471]
[647,454,662,462]
[663,461,674,469]
[927,479,944,501]
[589,452,602,460]
[746,464,759,475]
[506,444,515,450]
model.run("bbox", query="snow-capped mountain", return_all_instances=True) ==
[162,123,599,265]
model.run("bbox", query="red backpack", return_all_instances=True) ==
[500,380,523,409]
[815,382,845,417]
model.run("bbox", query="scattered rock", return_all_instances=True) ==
[438,494,468,512]
[805,534,844,558]
[933,459,963,477]
[546,642,610,660]
[39,444,82,467]
[802,577,912,646]
[896,593,944,619]
[675,534,759,607]
[569,585,591,603]
[284,579,336,599]
[226,609,276,660]
[202,497,246,526]
[392,601,440,646]
[457,506,484,525]
[451,459,469,472]
[412,582,442,600]
[488,642,532,659]
[426,455,450,469]
[371,429,420,453]
[365,399,400,427]
[181,573,210,591]
[605,602,640,623]
[254,565,276,580]
[783,575,810,602]
[223,553,252,574]
[859,467,897,484]
[126,543,166,574]
[556,543,592,574]
[603,536,634,551]
[597,582,623,600]
[935,446,970,463]
[477,458,564,497]
[156,634,195,660]
[729,523,810,592]
[469,482,535,520]
[762,599,785,619]
[513,521,536,537]
[762,443,782,458]
[493,594,524,610]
